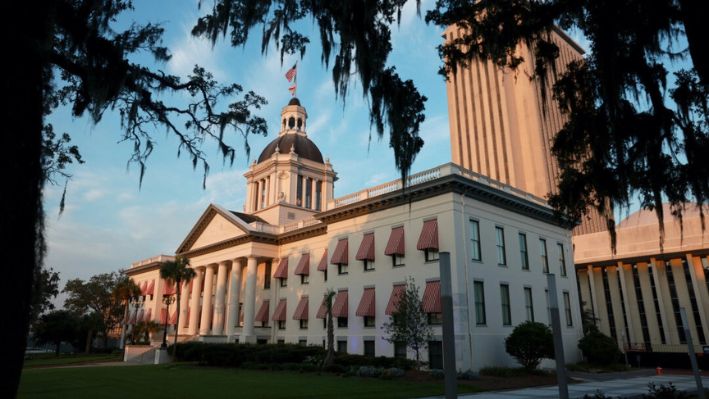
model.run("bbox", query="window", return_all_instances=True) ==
[474,281,486,325]
[299,319,308,329]
[563,291,573,327]
[394,342,407,359]
[428,341,443,369]
[364,340,375,357]
[558,243,567,277]
[337,340,347,353]
[280,278,287,288]
[264,262,271,289]
[261,320,269,328]
[238,302,243,327]
[496,226,506,265]
[500,284,511,326]
[305,177,312,208]
[470,220,481,261]
[392,254,405,267]
[364,316,375,328]
[338,264,348,275]
[337,317,348,328]
[427,312,443,325]
[545,289,551,326]
[425,249,439,262]
[278,320,286,330]
[363,260,374,271]
[524,287,535,322]
[540,239,549,273]
[322,318,327,329]
[298,339,307,346]
[301,274,309,285]
[323,270,328,282]
[296,175,303,206]
[519,233,529,270]
[257,338,268,345]
[277,339,285,344]
[315,181,322,211]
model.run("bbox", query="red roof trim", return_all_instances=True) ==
[293,296,309,320]
[384,227,405,256]
[385,284,406,315]
[255,300,270,322]
[332,290,349,318]
[416,219,439,250]
[274,257,289,279]
[272,299,287,321]
[356,233,375,261]
[294,253,310,276]
[422,280,441,313]
[330,238,349,265]
[356,287,376,317]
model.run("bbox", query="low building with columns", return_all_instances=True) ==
[125,98,583,371]
[574,204,709,365]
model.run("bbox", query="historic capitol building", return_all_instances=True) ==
[126,29,709,370]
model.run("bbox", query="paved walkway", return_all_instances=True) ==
[456,375,708,398]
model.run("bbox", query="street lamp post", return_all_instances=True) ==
[161,295,176,349]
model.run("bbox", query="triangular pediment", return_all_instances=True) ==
[176,204,255,253]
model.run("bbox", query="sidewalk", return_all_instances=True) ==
[424,374,708,398]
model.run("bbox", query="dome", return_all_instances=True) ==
[257,133,324,164]
[617,203,705,228]
[288,97,301,106]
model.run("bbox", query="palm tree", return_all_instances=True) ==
[113,275,142,350]
[159,256,196,355]
[322,289,336,369]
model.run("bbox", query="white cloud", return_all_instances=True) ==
[168,23,226,80]
[83,188,107,202]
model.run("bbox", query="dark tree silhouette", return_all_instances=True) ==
[2,1,267,396]
[426,0,709,249]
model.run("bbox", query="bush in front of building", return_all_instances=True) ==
[504,321,555,371]
[334,353,417,370]
[174,342,325,367]
[577,329,622,366]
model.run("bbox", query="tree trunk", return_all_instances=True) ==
[1,2,50,397]
[85,330,93,354]
[55,341,61,356]
[102,328,109,350]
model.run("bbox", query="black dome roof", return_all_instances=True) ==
[288,97,301,106]
[257,133,324,164]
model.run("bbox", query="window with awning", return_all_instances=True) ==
[385,284,406,315]
[274,257,289,279]
[417,219,439,251]
[255,300,270,323]
[294,253,310,276]
[317,249,328,272]
[146,280,155,296]
[356,288,375,317]
[140,281,148,296]
[385,226,405,256]
[357,233,375,271]
[331,238,349,275]
[316,297,328,319]
[332,290,348,318]
[293,296,309,320]
[422,280,441,314]
[272,299,287,321]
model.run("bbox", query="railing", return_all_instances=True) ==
[131,255,175,269]
[328,162,549,209]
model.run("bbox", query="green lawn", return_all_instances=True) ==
[23,353,122,368]
[19,364,483,399]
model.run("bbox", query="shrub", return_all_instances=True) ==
[457,370,478,380]
[578,330,622,365]
[333,353,417,370]
[357,366,382,378]
[644,382,688,399]
[381,367,405,379]
[504,321,554,370]
[173,342,325,368]
[479,366,527,378]
[583,391,613,399]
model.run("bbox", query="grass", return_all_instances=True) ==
[23,353,123,368]
[19,364,484,399]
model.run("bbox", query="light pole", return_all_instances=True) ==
[161,295,176,349]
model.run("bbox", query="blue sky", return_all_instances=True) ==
[43,0,462,296]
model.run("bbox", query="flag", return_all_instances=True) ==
[285,63,297,82]
[288,84,297,95]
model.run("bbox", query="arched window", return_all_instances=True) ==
[288,116,295,129]
[297,118,303,130]
[282,118,286,129]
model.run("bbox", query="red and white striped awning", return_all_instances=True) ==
[355,233,375,261]
[385,284,406,315]
[355,287,375,317]
[255,300,270,322]
[293,296,309,320]
[169,309,178,325]
[416,219,439,251]
[140,281,148,296]
[384,227,405,256]
[332,290,348,318]
[274,257,288,279]
[422,280,441,313]
[317,249,328,272]
[143,308,152,323]
[294,253,310,276]
[316,297,328,319]
[272,299,287,321]
[330,238,349,265]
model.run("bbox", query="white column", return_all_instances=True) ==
[254,180,260,210]
[199,264,216,335]
[265,176,270,207]
[225,259,243,337]
[311,178,318,210]
[242,256,258,342]
[212,261,229,335]
[187,268,204,335]
[178,280,190,333]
